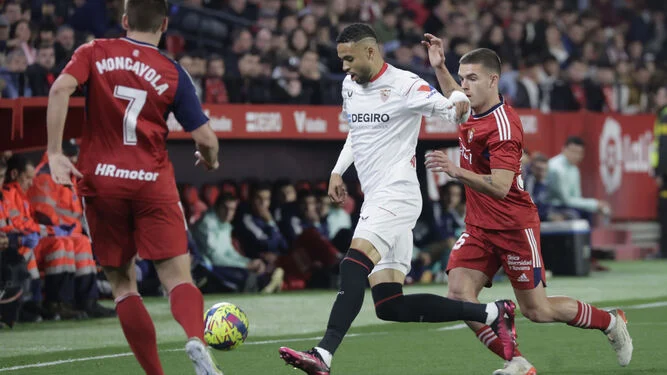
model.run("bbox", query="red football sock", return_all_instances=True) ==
[115,294,164,375]
[568,301,612,331]
[476,325,522,359]
[169,282,205,342]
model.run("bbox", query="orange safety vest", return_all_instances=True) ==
[4,182,54,237]
[28,154,84,234]
[0,188,19,234]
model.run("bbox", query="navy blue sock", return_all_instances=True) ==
[317,249,374,354]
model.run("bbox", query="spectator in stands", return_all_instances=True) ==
[235,182,288,268]
[0,49,31,98]
[279,189,327,243]
[316,189,352,251]
[546,136,611,222]
[545,25,569,65]
[525,153,562,222]
[288,27,310,56]
[192,193,284,293]
[551,59,603,111]
[429,181,466,261]
[222,0,258,24]
[0,15,9,54]
[300,14,318,37]
[254,27,273,56]
[54,25,75,69]
[26,44,56,97]
[204,54,229,104]
[513,56,543,109]
[36,22,56,47]
[298,50,326,103]
[7,20,35,65]
[272,179,297,217]
[224,28,254,77]
[178,53,203,100]
[280,12,299,35]
[2,1,22,27]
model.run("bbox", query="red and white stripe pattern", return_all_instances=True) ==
[492,106,512,141]
[476,326,497,347]
[524,228,541,268]
[571,302,593,328]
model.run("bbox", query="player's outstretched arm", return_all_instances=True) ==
[422,33,462,98]
[191,124,220,171]
[425,150,513,199]
[47,73,83,185]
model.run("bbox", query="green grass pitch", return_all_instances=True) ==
[1,261,666,374]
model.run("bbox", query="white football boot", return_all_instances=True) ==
[185,337,224,375]
[492,356,537,375]
[606,309,633,367]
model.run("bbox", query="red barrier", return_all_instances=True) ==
[0,99,658,220]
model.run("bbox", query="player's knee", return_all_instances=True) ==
[371,283,407,322]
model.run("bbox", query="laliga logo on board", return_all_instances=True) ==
[246,112,282,132]
[598,117,653,195]
[293,111,327,133]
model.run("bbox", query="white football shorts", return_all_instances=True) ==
[352,196,421,276]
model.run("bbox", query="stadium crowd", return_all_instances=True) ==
[0,0,666,112]
[1,0,666,326]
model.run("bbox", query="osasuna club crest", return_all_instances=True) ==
[468,128,475,143]
[380,88,391,102]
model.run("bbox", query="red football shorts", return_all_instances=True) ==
[83,196,188,267]
[446,224,546,290]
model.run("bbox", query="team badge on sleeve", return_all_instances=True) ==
[380,88,391,102]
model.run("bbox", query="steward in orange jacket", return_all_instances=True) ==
[2,157,83,320]
[27,143,115,318]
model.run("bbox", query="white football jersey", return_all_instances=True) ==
[342,63,460,201]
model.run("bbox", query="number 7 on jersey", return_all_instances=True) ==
[113,85,147,146]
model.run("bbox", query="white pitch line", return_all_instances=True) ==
[0,332,387,372]
[1,300,665,372]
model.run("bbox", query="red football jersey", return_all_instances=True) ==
[62,37,208,202]
[458,99,539,230]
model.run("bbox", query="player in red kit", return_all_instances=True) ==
[45,1,222,374]
[422,35,633,375]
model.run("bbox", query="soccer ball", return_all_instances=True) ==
[203,302,249,351]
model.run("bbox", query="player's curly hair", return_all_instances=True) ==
[336,23,378,44]
[124,0,168,33]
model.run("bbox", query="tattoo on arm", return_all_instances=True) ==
[483,176,494,186]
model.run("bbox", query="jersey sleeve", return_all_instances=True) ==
[404,78,440,116]
[171,63,209,132]
[487,114,522,172]
[61,41,94,85]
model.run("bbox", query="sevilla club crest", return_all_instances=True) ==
[380,89,391,102]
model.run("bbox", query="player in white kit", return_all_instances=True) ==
[279,24,518,375]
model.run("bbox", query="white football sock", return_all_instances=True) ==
[314,347,332,367]
[485,303,499,325]
[605,312,617,334]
